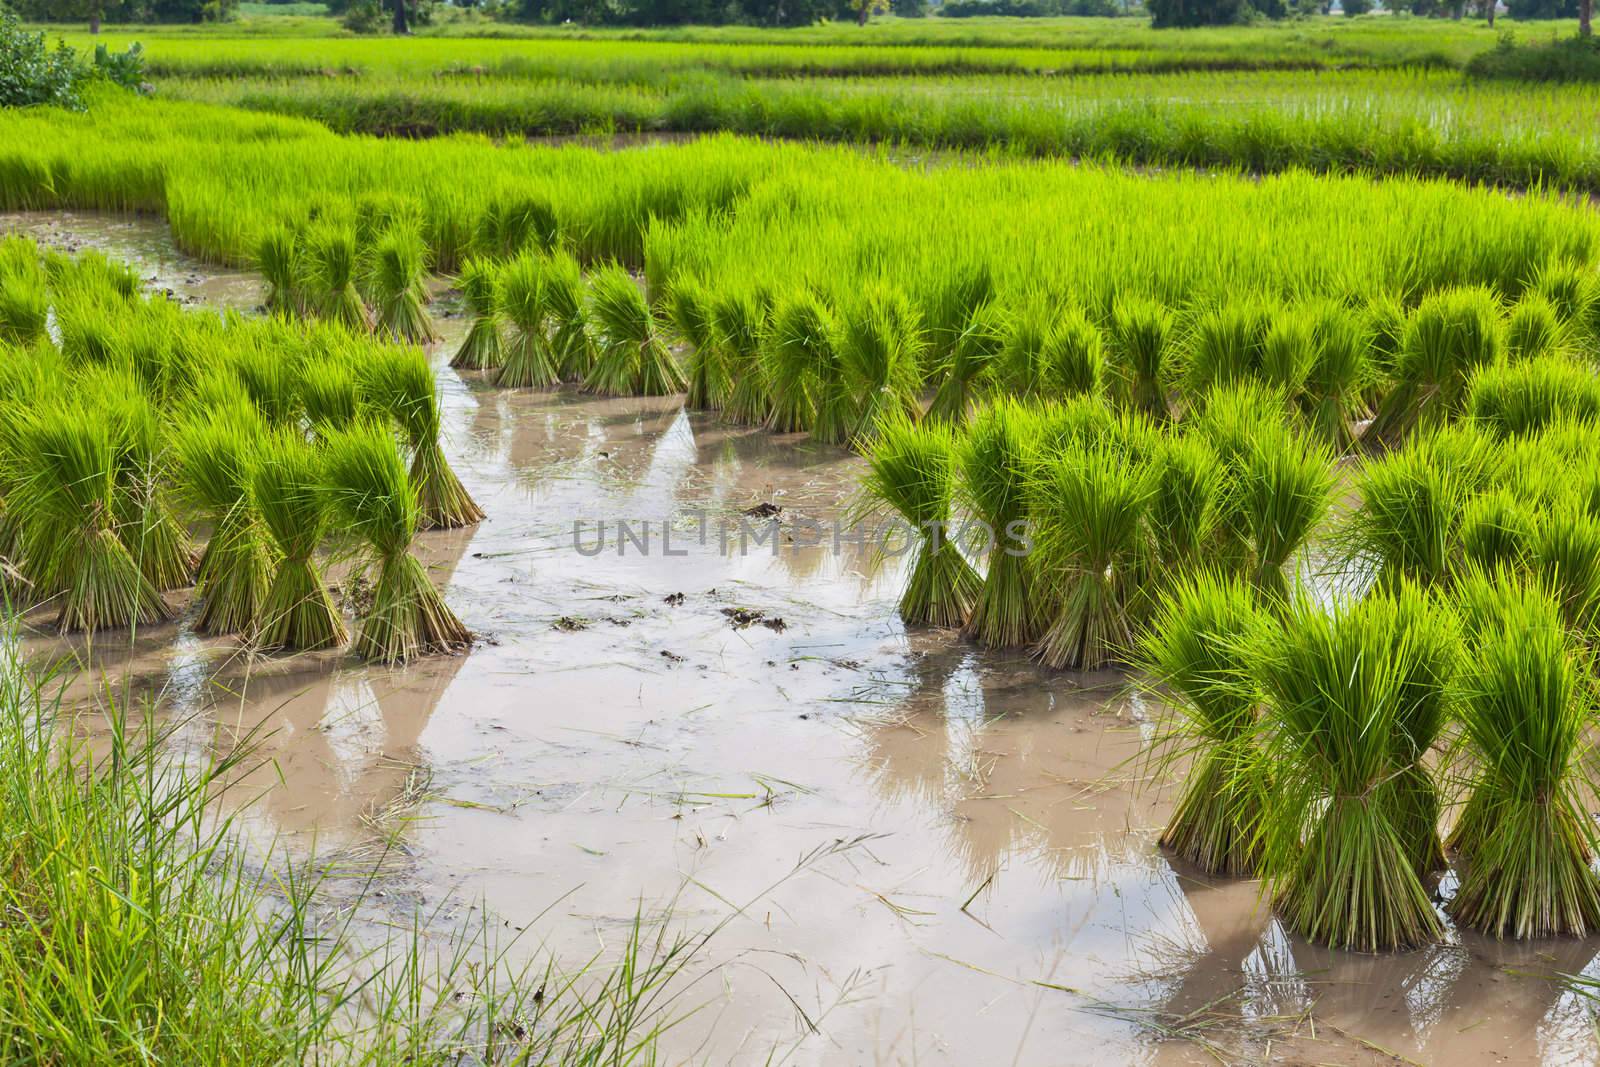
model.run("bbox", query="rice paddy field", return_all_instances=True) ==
[12,8,1600,1065]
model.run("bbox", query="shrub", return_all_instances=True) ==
[1466,34,1600,83]
[0,10,86,109]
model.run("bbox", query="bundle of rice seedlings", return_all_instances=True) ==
[1467,355,1600,439]
[762,290,828,434]
[1530,501,1600,636]
[1235,423,1334,601]
[250,431,346,652]
[1146,433,1223,580]
[354,192,422,251]
[1304,301,1372,452]
[45,248,139,303]
[1384,582,1459,877]
[1505,293,1566,363]
[543,252,594,383]
[1108,296,1174,420]
[91,376,196,593]
[449,258,505,372]
[927,303,1006,425]
[1448,574,1600,938]
[8,399,169,631]
[1343,425,1502,590]
[496,253,557,390]
[226,338,302,427]
[1362,293,1408,386]
[671,278,725,412]
[173,407,276,635]
[1138,571,1269,876]
[840,287,925,446]
[1255,589,1447,952]
[255,224,306,319]
[0,270,48,346]
[322,422,471,665]
[1458,489,1534,573]
[308,227,371,333]
[1039,308,1107,398]
[366,225,436,345]
[860,413,979,629]
[1183,299,1274,398]
[360,346,483,530]
[1369,286,1503,444]
[585,265,685,398]
[1532,259,1593,326]
[299,356,362,436]
[475,193,559,260]
[1028,444,1153,670]
[957,399,1041,648]
[924,261,994,374]
[1258,310,1315,401]
[714,288,772,426]
[1192,381,1295,574]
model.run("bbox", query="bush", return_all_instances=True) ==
[1147,0,1251,25]
[1341,0,1371,14]
[341,0,385,29]
[1465,33,1600,82]
[0,9,83,109]
[940,0,1120,13]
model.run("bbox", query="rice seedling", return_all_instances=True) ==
[1138,571,1269,877]
[322,421,471,664]
[255,223,306,318]
[366,224,437,345]
[859,413,979,629]
[1258,309,1316,400]
[1254,586,1448,952]
[250,430,347,652]
[1234,422,1334,601]
[762,290,828,435]
[585,264,685,398]
[713,288,772,427]
[94,377,196,594]
[1303,300,1372,452]
[173,406,277,635]
[360,346,484,530]
[307,225,371,332]
[671,277,726,412]
[1384,582,1459,877]
[1448,573,1600,938]
[1458,489,1535,574]
[1108,295,1174,421]
[1028,440,1153,671]
[225,336,303,427]
[840,286,924,446]
[1183,299,1274,399]
[6,400,169,632]
[0,270,48,347]
[495,252,558,390]
[1368,286,1504,444]
[1532,258,1593,328]
[1145,432,1224,581]
[543,252,595,383]
[475,192,560,259]
[926,302,1006,426]
[450,257,505,372]
[299,354,363,435]
[923,261,995,375]
[354,191,423,250]
[1191,381,1296,576]
[1467,355,1600,439]
[1505,292,1566,363]
[957,398,1041,649]
[1529,501,1600,638]
[1039,307,1107,399]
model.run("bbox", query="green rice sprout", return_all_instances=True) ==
[250,430,347,653]
[543,252,595,383]
[957,399,1042,648]
[924,261,995,376]
[475,193,559,260]
[1369,286,1504,444]
[496,252,558,390]
[7,401,169,632]
[1505,292,1566,363]
[1235,422,1334,601]
[90,375,196,594]
[1039,307,1107,398]
[1530,501,1600,638]
[360,346,484,530]
[860,413,980,629]
[1108,296,1174,421]
[840,286,924,447]
[300,355,363,436]
[1467,355,1600,439]
[0,270,48,347]
[1254,586,1449,952]
[1183,299,1274,398]
[308,226,371,333]
[1384,582,1459,877]
[763,290,830,434]
[672,277,726,412]
[1458,489,1534,574]
[366,224,436,345]
[322,421,471,665]
[1303,300,1373,453]
[1028,442,1153,670]
[1532,259,1593,326]
[173,407,277,635]
[1146,432,1224,581]
[449,257,505,372]
[353,191,423,251]
[1258,310,1315,400]
[585,264,685,398]
[1138,571,1269,877]
[1193,381,1295,574]
[1447,573,1600,938]
[926,302,1006,426]
[255,224,306,319]
[714,288,772,427]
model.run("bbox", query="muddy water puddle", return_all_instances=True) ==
[8,213,1600,1066]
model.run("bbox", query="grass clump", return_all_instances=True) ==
[450,257,505,372]
[927,302,1006,426]
[495,252,558,390]
[250,430,347,652]
[366,224,436,344]
[861,413,980,629]
[543,252,595,383]
[585,264,685,398]
[323,421,471,665]
[957,399,1041,649]
[361,346,483,531]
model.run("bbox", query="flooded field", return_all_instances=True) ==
[7,211,1600,1066]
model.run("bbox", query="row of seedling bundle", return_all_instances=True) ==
[0,236,480,665]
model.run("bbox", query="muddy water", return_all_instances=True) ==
[6,213,1600,1067]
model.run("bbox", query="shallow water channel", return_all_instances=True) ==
[6,211,1600,1066]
